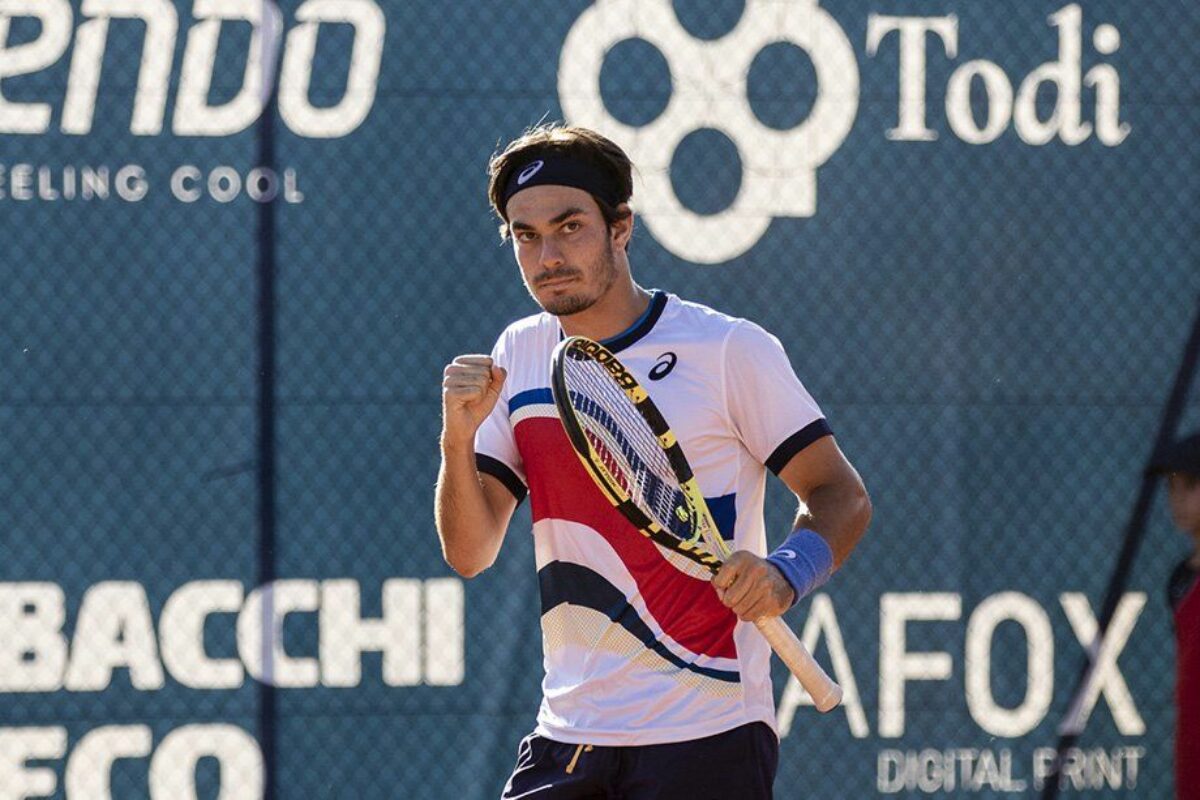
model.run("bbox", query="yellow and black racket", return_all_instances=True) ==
[550,335,843,712]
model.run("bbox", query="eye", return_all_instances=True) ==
[562,221,582,234]
[514,230,538,243]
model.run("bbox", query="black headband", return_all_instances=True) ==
[501,153,624,217]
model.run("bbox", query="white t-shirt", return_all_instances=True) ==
[475,291,830,746]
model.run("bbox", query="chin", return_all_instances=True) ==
[541,294,596,317]
[535,284,595,316]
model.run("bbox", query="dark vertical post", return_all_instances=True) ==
[1040,294,1200,799]
[255,7,282,798]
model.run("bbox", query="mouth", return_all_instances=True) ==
[537,275,578,290]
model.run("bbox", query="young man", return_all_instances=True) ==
[1150,432,1200,800]
[436,124,871,799]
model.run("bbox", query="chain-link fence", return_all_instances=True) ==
[2,0,1198,797]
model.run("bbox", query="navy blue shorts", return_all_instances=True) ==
[501,722,778,799]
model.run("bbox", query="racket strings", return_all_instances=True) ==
[577,397,686,539]
[564,359,693,541]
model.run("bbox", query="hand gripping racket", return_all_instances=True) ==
[550,335,843,712]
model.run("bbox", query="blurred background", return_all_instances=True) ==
[2,0,1197,797]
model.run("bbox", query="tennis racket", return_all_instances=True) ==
[550,335,843,713]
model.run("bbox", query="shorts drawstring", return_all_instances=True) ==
[565,743,594,775]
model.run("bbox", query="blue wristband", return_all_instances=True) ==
[766,528,834,607]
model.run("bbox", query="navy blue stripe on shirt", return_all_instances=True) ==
[706,492,737,542]
[509,387,554,413]
[538,561,740,683]
[477,453,527,503]
[765,419,833,475]
[602,290,667,353]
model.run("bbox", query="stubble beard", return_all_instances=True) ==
[535,242,619,317]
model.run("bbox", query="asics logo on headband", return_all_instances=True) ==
[558,0,858,264]
[517,160,545,185]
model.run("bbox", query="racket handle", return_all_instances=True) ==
[753,616,843,713]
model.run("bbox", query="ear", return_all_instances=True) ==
[610,204,634,248]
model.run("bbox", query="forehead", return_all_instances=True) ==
[505,185,599,226]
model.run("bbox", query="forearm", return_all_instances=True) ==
[435,439,506,577]
[793,477,872,568]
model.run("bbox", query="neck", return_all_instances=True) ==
[558,272,652,342]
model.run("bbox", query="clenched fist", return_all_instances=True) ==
[711,551,795,622]
[442,355,506,448]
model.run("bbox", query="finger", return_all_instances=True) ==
[725,587,754,618]
[712,561,740,591]
[443,382,489,400]
[716,554,763,598]
[736,582,778,619]
[446,367,492,381]
[722,575,757,610]
[443,385,488,401]
[452,354,494,368]
[443,387,487,401]
[485,366,507,400]
[737,595,776,623]
[443,373,492,389]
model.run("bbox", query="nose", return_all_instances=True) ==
[539,237,565,270]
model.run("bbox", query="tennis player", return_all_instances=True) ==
[436,124,871,798]
[1149,432,1200,800]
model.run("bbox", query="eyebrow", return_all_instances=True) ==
[509,207,587,231]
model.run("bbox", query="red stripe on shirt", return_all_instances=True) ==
[515,415,737,660]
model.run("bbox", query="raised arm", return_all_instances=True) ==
[436,355,519,578]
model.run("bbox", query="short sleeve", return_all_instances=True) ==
[724,321,831,474]
[474,335,527,503]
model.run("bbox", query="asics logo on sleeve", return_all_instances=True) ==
[648,352,677,380]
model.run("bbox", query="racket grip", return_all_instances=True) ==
[753,616,843,713]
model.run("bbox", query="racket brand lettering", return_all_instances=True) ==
[575,341,638,389]
[0,0,386,138]
[559,2,1128,263]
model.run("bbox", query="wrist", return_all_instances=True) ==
[765,528,834,608]
[440,430,476,454]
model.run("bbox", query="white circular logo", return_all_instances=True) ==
[558,0,860,264]
[517,160,546,185]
